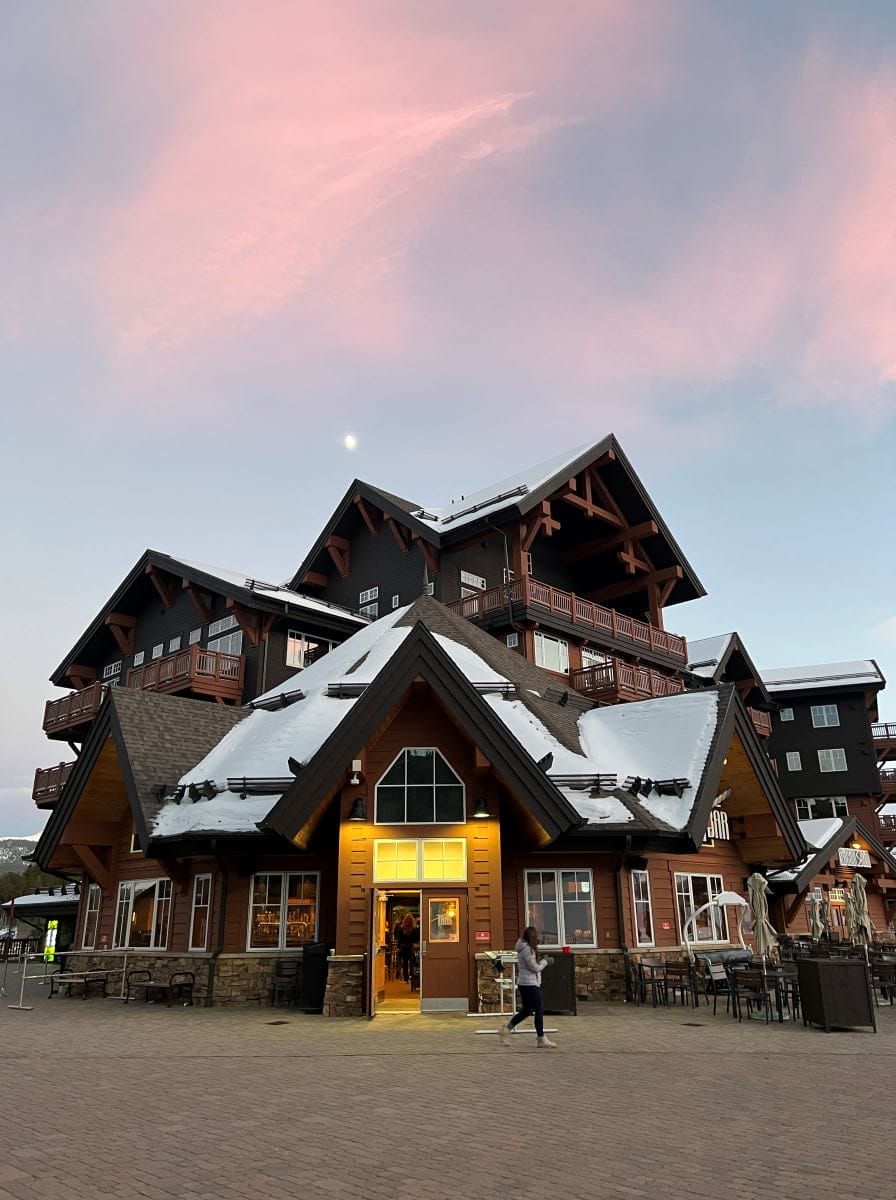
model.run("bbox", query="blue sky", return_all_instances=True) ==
[1,2,894,835]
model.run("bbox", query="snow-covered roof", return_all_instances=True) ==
[766,818,845,882]
[687,634,735,678]
[177,558,368,624]
[149,602,723,839]
[410,443,593,532]
[2,884,80,911]
[761,661,884,694]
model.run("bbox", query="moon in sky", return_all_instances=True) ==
[344,434,358,450]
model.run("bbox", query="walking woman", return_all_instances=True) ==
[499,926,556,1048]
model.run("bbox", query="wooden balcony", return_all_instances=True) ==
[880,768,896,799]
[32,761,75,809]
[872,722,896,762]
[43,681,106,740]
[126,645,245,703]
[446,576,688,663]
[569,658,685,705]
[878,812,896,841]
[747,707,772,738]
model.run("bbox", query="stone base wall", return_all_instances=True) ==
[61,951,293,1007]
[322,956,364,1017]
[476,948,694,1007]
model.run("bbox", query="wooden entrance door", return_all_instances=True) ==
[420,890,469,1012]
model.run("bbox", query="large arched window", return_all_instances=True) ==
[375,748,465,824]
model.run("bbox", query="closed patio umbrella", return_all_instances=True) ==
[748,873,777,960]
[844,892,856,941]
[820,894,832,938]
[807,894,824,941]
[850,873,874,943]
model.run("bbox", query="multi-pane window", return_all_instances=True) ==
[795,796,849,820]
[359,587,379,605]
[375,749,464,824]
[675,874,727,944]
[286,630,332,670]
[779,707,794,722]
[392,595,400,610]
[189,627,202,645]
[248,872,319,950]
[524,869,596,947]
[581,647,610,669]
[113,879,172,949]
[208,630,243,655]
[525,553,533,575]
[190,874,212,951]
[785,751,802,772]
[811,704,839,728]
[506,632,519,649]
[103,661,122,679]
[631,870,654,947]
[152,643,164,660]
[360,603,379,619]
[372,839,467,883]
[208,615,238,638]
[818,747,848,773]
[82,884,102,949]
[168,635,182,653]
[133,650,145,667]
[534,631,569,674]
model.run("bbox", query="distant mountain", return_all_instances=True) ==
[0,835,41,874]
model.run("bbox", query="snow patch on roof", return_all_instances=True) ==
[153,795,276,838]
[176,557,368,623]
[687,634,734,678]
[798,817,844,849]
[761,661,884,693]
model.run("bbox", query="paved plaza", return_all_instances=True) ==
[0,965,893,1200]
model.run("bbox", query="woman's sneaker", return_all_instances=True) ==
[536,1035,557,1048]
[499,1024,512,1046]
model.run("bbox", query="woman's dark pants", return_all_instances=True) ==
[507,985,544,1037]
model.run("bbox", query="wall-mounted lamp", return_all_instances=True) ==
[349,759,363,786]
[850,840,862,851]
[348,796,368,822]
[473,796,490,820]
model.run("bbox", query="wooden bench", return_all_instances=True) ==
[125,970,195,1007]
[48,970,109,1000]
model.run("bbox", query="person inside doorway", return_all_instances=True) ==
[395,912,420,986]
[499,926,556,1048]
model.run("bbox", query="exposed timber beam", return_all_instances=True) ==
[68,664,96,690]
[105,612,136,657]
[225,599,262,647]
[384,516,410,554]
[353,494,381,538]
[325,534,351,578]
[520,501,560,554]
[562,521,659,565]
[182,580,212,622]
[145,564,177,609]
[588,566,683,603]
[71,844,111,892]
[301,571,328,589]
[413,535,440,576]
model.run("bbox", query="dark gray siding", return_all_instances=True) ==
[314,523,434,613]
[767,689,881,797]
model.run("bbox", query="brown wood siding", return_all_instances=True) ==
[502,850,618,950]
[640,841,750,949]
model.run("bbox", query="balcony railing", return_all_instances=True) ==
[446,576,688,662]
[880,768,896,797]
[872,722,896,755]
[32,761,75,808]
[43,681,106,738]
[747,707,773,738]
[126,645,245,703]
[569,658,685,705]
[878,813,896,836]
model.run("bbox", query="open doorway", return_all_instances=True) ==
[371,891,421,1014]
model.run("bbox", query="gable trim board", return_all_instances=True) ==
[262,622,583,847]
[767,816,896,895]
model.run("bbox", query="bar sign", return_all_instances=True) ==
[475,931,490,942]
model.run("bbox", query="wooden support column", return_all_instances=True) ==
[105,612,136,656]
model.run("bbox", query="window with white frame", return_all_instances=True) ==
[795,795,849,821]
[168,635,182,653]
[392,594,400,609]
[423,582,434,596]
[189,627,202,645]
[152,643,164,660]
[534,631,569,674]
[675,873,727,944]
[286,630,332,670]
[373,838,467,883]
[811,704,839,728]
[503,567,515,584]
[208,615,238,638]
[525,869,596,947]
[208,630,243,655]
[631,870,654,947]
[581,647,610,669]
[460,570,486,591]
[779,707,794,722]
[506,632,519,649]
[375,748,464,824]
[133,650,145,667]
[190,874,212,950]
[818,747,848,773]
[525,553,533,575]
[113,879,172,949]
[785,751,802,772]
[103,661,122,679]
[359,602,379,619]
[248,872,319,950]
[82,883,102,949]
[359,586,379,605]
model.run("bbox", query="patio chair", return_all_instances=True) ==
[270,957,302,1007]
[638,956,667,1008]
[706,964,732,1017]
[664,961,697,1008]
[871,962,896,1006]
[729,967,772,1024]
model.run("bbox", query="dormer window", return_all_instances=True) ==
[375,749,464,824]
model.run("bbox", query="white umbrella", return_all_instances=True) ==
[850,873,874,943]
[748,873,777,960]
[820,894,832,939]
[807,894,824,941]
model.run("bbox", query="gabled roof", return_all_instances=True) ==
[289,435,706,605]
[760,660,886,696]
[766,815,896,893]
[33,688,247,869]
[51,549,366,686]
[2,884,81,916]
[687,632,771,705]
[156,598,793,852]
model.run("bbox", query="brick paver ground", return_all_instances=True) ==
[0,964,892,1200]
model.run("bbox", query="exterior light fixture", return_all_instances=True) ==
[473,797,489,819]
[851,841,862,851]
[348,796,368,822]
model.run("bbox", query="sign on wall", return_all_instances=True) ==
[43,919,58,963]
[837,847,872,869]
[460,570,486,591]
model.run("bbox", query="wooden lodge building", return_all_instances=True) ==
[31,438,894,1013]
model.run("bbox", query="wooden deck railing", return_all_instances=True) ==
[569,658,685,704]
[872,722,896,742]
[43,681,106,736]
[446,576,688,661]
[878,812,896,834]
[879,768,896,795]
[747,707,773,738]
[126,645,245,702]
[32,761,75,807]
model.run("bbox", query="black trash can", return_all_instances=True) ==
[300,943,330,1013]
[540,952,577,1015]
